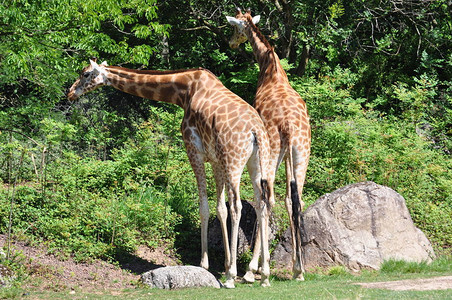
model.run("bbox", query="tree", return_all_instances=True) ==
[0,0,169,100]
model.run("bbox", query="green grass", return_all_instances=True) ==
[17,275,452,300]
[380,256,452,274]
[3,257,450,299]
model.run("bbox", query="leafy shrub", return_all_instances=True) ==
[328,265,349,276]
[0,106,192,261]
[291,67,452,251]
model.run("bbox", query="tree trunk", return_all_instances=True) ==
[274,0,295,60]
[294,44,310,76]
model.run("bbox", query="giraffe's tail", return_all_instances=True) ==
[253,130,272,209]
[260,178,269,208]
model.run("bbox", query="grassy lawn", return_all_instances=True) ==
[23,274,451,300]
[10,258,451,300]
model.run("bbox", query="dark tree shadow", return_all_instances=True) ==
[114,250,164,275]
[114,200,262,278]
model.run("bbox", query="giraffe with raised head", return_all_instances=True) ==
[67,58,273,288]
[226,8,311,282]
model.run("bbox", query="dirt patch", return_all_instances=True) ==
[0,235,179,293]
[357,276,452,291]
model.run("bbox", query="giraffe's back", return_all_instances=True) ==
[183,69,269,166]
[256,82,309,130]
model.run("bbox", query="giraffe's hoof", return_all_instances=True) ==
[223,279,236,289]
[260,277,271,287]
[200,262,209,270]
[242,271,255,283]
[294,274,305,281]
[293,271,305,281]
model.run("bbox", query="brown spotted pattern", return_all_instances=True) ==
[227,9,311,281]
[67,59,274,288]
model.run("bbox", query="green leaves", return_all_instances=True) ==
[40,118,76,147]
[0,0,169,101]
[292,67,452,249]
[329,1,345,20]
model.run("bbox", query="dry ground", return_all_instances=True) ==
[356,276,452,291]
[0,235,178,293]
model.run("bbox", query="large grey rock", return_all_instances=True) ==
[272,182,435,272]
[141,266,221,289]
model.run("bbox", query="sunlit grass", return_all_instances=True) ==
[381,256,452,274]
[3,256,449,300]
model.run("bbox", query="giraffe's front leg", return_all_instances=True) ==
[199,190,209,270]
[183,126,209,270]
[194,165,209,270]
[212,164,232,286]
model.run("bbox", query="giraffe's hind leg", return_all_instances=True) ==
[244,152,273,286]
[242,155,262,283]
[286,143,309,281]
[223,172,244,289]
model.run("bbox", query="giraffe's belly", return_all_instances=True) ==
[187,126,218,163]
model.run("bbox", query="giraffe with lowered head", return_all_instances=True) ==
[226,8,311,282]
[67,58,274,288]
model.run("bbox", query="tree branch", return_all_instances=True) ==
[187,5,253,61]
[0,128,43,147]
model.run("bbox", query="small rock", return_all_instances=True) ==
[141,266,221,289]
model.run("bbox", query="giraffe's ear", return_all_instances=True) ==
[226,16,242,27]
[252,15,261,24]
[100,61,108,67]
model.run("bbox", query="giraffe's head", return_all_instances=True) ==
[226,8,260,49]
[67,58,109,101]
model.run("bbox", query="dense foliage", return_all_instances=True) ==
[1,0,450,262]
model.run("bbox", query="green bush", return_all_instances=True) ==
[291,68,451,251]
[0,106,191,261]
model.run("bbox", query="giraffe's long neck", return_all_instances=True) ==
[244,18,288,87]
[104,66,196,108]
